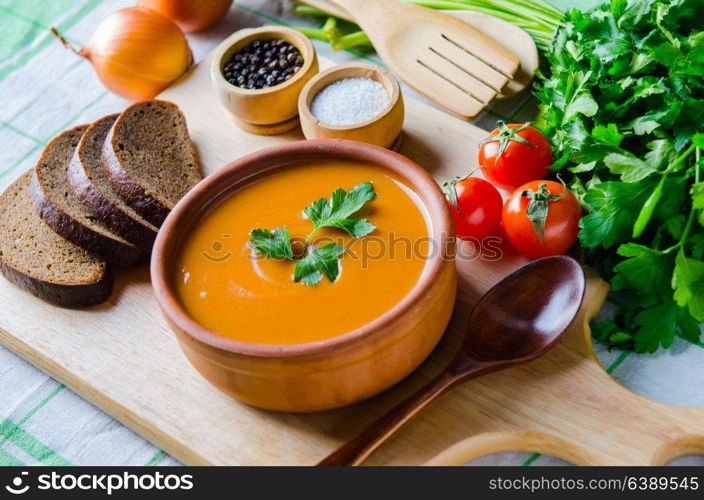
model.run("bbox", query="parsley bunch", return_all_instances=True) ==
[535,0,704,352]
[249,182,376,286]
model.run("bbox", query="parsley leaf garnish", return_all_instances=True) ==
[294,244,345,285]
[249,182,376,286]
[250,227,294,260]
[304,182,376,239]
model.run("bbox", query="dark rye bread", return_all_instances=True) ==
[31,126,146,267]
[103,100,202,227]
[68,115,158,251]
[0,171,112,307]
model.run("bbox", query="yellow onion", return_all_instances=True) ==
[138,0,233,32]
[51,7,192,101]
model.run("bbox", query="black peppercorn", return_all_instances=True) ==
[223,38,304,90]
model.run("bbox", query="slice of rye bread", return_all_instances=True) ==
[31,126,146,267]
[68,115,158,251]
[0,170,112,307]
[103,100,202,228]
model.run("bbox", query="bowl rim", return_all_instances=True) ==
[151,139,453,359]
[298,62,402,131]
[210,26,316,96]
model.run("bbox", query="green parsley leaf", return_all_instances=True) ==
[569,161,597,174]
[653,175,689,221]
[630,117,661,136]
[665,214,687,239]
[676,307,702,344]
[633,300,678,353]
[564,92,599,123]
[612,243,673,302]
[591,319,632,346]
[579,180,654,248]
[673,249,704,321]
[606,242,681,352]
[644,139,676,169]
[604,153,658,183]
[250,227,294,260]
[610,0,627,20]
[691,182,704,209]
[692,233,704,260]
[304,182,377,238]
[591,123,624,148]
[293,244,345,285]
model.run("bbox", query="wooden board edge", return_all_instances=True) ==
[580,271,611,360]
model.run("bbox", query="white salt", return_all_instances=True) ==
[311,77,389,126]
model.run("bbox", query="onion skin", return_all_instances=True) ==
[53,7,192,101]
[138,0,233,32]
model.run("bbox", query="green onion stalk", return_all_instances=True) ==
[292,0,564,53]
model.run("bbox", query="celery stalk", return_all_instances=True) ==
[292,0,564,53]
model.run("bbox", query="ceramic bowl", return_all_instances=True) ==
[210,26,319,135]
[151,139,456,412]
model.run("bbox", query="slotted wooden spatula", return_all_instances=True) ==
[322,0,521,119]
[303,0,538,99]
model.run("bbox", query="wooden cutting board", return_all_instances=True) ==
[1,51,703,466]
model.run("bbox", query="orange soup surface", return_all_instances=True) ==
[174,161,430,345]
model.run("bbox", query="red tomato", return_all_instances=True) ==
[479,122,552,190]
[502,180,581,259]
[443,176,502,240]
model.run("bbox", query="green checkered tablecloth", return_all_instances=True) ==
[0,0,702,467]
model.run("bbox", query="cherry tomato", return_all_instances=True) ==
[479,122,552,190]
[443,176,502,240]
[502,180,581,259]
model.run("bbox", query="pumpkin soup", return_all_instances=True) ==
[174,161,430,345]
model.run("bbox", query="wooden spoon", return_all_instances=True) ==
[323,0,520,119]
[302,0,538,99]
[318,256,586,466]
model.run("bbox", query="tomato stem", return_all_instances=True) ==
[479,121,536,159]
[520,176,567,241]
[442,168,481,216]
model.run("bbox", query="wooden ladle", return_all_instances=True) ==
[324,0,520,119]
[318,255,586,466]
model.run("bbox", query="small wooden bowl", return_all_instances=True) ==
[151,140,456,413]
[299,63,404,149]
[210,27,319,135]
